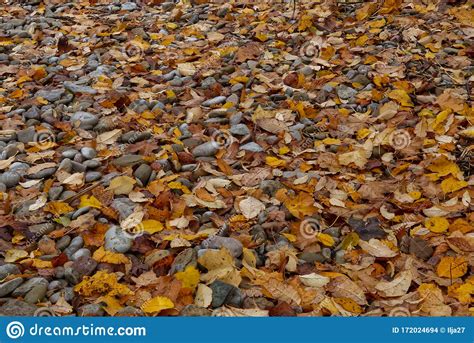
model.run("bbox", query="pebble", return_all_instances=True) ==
[170,248,197,274]
[80,147,97,159]
[104,226,133,253]
[0,264,20,279]
[0,171,20,188]
[24,284,48,304]
[64,256,97,285]
[181,305,212,316]
[64,81,98,95]
[134,164,152,185]
[71,248,91,261]
[112,154,144,167]
[17,127,36,143]
[70,111,99,129]
[64,236,84,258]
[50,287,74,303]
[0,277,24,297]
[121,2,137,10]
[12,277,48,297]
[336,85,357,100]
[111,198,136,219]
[78,304,105,316]
[85,171,102,182]
[230,124,250,136]
[202,96,227,107]
[201,236,243,258]
[210,280,243,308]
[0,299,37,316]
[192,141,220,157]
[35,88,65,102]
[28,167,57,179]
[240,142,264,152]
[56,235,71,251]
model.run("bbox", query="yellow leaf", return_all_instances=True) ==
[448,278,474,304]
[266,156,286,167]
[298,14,313,32]
[138,219,164,234]
[388,89,413,107]
[322,138,341,145]
[441,177,468,194]
[281,233,297,242]
[97,295,124,316]
[355,35,369,46]
[30,259,53,269]
[175,266,200,290]
[355,2,378,20]
[425,217,449,233]
[369,18,386,28]
[284,192,317,219]
[168,181,191,194]
[5,249,28,263]
[437,256,468,278]
[74,271,133,297]
[43,201,73,216]
[141,296,174,314]
[79,195,102,209]
[278,146,290,155]
[198,249,234,271]
[108,176,136,195]
[427,156,461,178]
[255,33,268,42]
[334,297,363,314]
[92,246,130,264]
[317,233,335,247]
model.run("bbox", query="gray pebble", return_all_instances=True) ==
[230,124,250,136]
[192,141,219,157]
[80,147,97,159]
[336,85,357,100]
[71,248,91,261]
[70,111,99,129]
[202,96,226,107]
[24,284,48,304]
[85,171,102,182]
[104,225,133,253]
[201,236,243,258]
[240,142,263,152]
[0,171,20,188]
[0,277,23,297]
[0,264,20,280]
